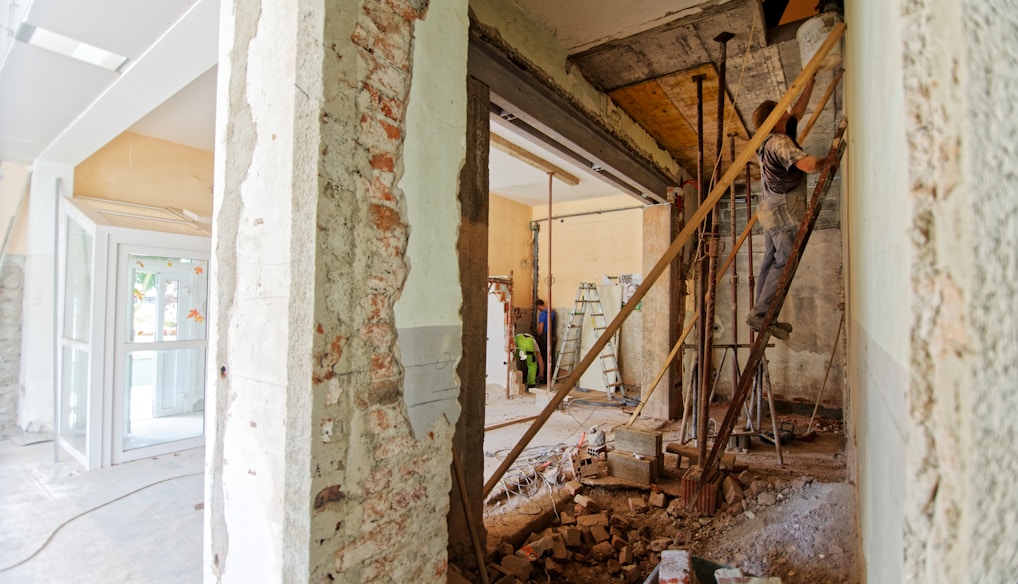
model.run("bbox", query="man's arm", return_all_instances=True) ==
[536,320,545,337]
[794,155,823,173]
[790,75,816,121]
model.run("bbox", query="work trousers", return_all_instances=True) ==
[752,189,806,319]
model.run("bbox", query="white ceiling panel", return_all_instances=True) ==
[0,43,115,154]
[130,65,217,151]
[24,0,200,59]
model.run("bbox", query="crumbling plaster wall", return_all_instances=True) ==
[0,258,23,438]
[468,0,683,183]
[897,0,1018,582]
[847,0,1018,581]
[206,0,463,582]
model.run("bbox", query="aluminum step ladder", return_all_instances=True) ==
[552,283,623,396]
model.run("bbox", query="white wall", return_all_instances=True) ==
[844,2,909,581]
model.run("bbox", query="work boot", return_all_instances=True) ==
[746,314,792,341]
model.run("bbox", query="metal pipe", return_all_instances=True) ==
[745,149,758,431]
[531,222,539,332]
[728,133,741,409]
[546,172,553,384]
[532,205,645,223]
[692,72,708,466]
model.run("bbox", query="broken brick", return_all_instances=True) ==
[590,541,615,562]
[723,475,745,503]
[574,494,599,512]
[619,545,633,564]
[629,496,650,514]
[577,513,609,527]
[649,490,668,508]
[560,526,582,547]
[590,524,610,543]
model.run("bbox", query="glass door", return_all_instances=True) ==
[57,216,95,464]
[113,249,208,462]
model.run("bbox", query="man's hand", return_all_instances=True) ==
[790,74,817,120]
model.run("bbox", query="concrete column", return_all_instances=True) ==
[447,75,489,569]
[19,160,73,433]
[641,203,680,420]
[206,1,467,582]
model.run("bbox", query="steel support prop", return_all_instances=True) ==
[692,72,709,466]
[728,133,741,403]
[481,22,845,498]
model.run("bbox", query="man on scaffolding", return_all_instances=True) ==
[747,74,822,341]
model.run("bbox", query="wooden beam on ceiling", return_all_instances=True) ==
[489,133,580,186]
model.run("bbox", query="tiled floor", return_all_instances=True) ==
[0,439,204,583]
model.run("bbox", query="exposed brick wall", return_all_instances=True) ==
[0,257,23,438]
[308,0,453,582]
[211,0,457,582]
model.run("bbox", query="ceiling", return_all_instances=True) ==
[0,0,839,208]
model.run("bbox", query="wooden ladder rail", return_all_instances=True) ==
[695,117,849,495]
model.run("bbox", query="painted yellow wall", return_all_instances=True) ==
[0,161,30,255]
[488,194,534,307]
[531,193,645,386]
[74,131,214,216]
[532,194,643,306]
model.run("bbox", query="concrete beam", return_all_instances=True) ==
[468,37,675,203]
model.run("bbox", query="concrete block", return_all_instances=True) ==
[564,479,583,496]
[614,427,663,457]
[608,450,657,484]
[659,549,696,584]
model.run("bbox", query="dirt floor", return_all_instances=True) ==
[475,383,859,583]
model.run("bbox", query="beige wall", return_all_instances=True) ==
[74,131,213,216]
[488,193,535,308]
[532,194,643,307]
[0,161,30,255]
[532,194,644,385]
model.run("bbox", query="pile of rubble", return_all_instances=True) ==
[475,466,830,583]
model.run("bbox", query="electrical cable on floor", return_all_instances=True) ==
[0,471,203,574]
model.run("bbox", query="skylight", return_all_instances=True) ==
[16,23,128,72]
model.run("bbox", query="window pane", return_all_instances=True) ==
[129,255,208,342]
[123,347,205,451]
[59,346,89,453]
[62,219,93,342]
